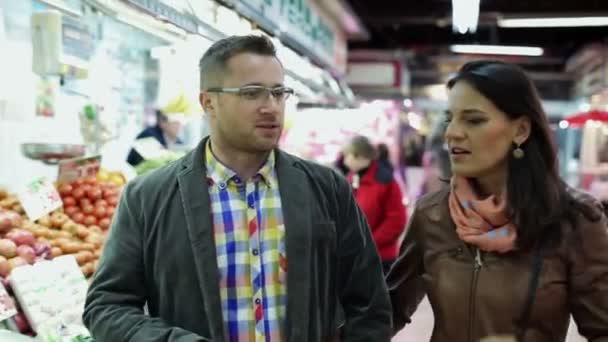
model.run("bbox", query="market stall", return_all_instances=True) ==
[563,110,608,199]
[0,0,360,339]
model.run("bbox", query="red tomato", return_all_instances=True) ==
[80,198,92,208]
[84,215,97,226]
[102,188,118,199]
[94,206,107,219]
[62,196,76,207]
[72,212,85,224]
[72,188,85,200]
[98,218,111,230]
[105,206,115,218]
[58,184,73,197]
[87,188,102,201]
[94,199,107,207]
[106,196,118,206]
[82,205,94,215]
[84,176,97,185]
[72,179,84,187]
[81,184,91,193]
[64,206,79,216]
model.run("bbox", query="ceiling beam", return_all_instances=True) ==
[363,12,608,28]
[410,69,574,82]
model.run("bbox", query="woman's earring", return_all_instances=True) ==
[513,143,524,159]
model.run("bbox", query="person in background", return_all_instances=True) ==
[343,136,407,274]
[426,116,452,179]
[126,94,192,166]
[387,60,608,341]
[84,35,391,342]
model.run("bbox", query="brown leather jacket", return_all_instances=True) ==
[387,187,608,342]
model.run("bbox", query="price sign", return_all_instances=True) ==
[57,155,101,183]
[10,256,90,336]
[17,177,63,221]
[0,281,17,322]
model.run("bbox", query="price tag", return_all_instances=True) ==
[57,155,101,183]
[0,281,17,322]
[17,177,63,221]
[10,256,89,335]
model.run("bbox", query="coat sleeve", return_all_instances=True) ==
[82,182,208,342]
[386,207,426,335]
[372,180,407,249]
[333,172,392,341]
[568,210,608,341]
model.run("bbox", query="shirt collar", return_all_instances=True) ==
[205,140,276,187]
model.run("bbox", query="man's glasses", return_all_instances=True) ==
[205,85,295,102]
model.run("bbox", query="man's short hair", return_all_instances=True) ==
[199,35,277,90]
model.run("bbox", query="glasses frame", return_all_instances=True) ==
[205,85,295,101]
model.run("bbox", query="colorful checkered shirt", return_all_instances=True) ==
[205,142,287,342]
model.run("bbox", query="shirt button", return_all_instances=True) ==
[218,182,226,189]
[252,249,259,256]
[255,298,261,305]
[234,177,241,184]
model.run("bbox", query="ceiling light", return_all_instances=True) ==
[450,44,544,56]
[559,120,569,129]
[452,0,480,34]
[499,16,608,28]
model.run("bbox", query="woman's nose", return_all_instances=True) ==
[444,121,465,141]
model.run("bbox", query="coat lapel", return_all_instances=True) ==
[177,139,225,341]
[275,151,312,342]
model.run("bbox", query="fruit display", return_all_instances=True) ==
[56,176,120,231]
[0,171,122,340]
[96,169,126,187]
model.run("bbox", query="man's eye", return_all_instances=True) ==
[240,88,264,99]
[271,89,286,98]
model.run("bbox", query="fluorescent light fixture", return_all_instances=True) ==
[499,16,608,28]
[452,0,480,33]
[450,44,544,56]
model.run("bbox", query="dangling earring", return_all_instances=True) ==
[513,143,524,159]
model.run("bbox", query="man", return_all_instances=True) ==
[126,94,192,166]
[83,35,391,341]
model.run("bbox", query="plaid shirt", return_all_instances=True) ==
[205,142,287,342]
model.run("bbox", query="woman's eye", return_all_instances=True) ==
[467,118,486,125]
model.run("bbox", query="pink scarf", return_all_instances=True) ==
[448,177,517,253]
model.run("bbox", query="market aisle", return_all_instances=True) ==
[392,297,586,342]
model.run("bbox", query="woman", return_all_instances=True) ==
[387,60,608,341]
[343,136,407,274]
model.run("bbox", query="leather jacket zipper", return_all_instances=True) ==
[468,249,483,342]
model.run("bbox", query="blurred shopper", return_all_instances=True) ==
[343,136,407,274]
[387,60,608,341]
[417,151,446,199]
[126,94,192,166]
[426,116,452,179]
[84,35,391,342]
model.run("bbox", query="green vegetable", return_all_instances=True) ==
[134,153,184,176]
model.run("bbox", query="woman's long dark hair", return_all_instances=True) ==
[447,60,592,250]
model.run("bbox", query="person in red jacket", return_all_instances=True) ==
[342,136,407,274]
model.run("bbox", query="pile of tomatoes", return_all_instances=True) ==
[57,176,120,230]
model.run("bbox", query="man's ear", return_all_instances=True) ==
[200,91,215,117]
